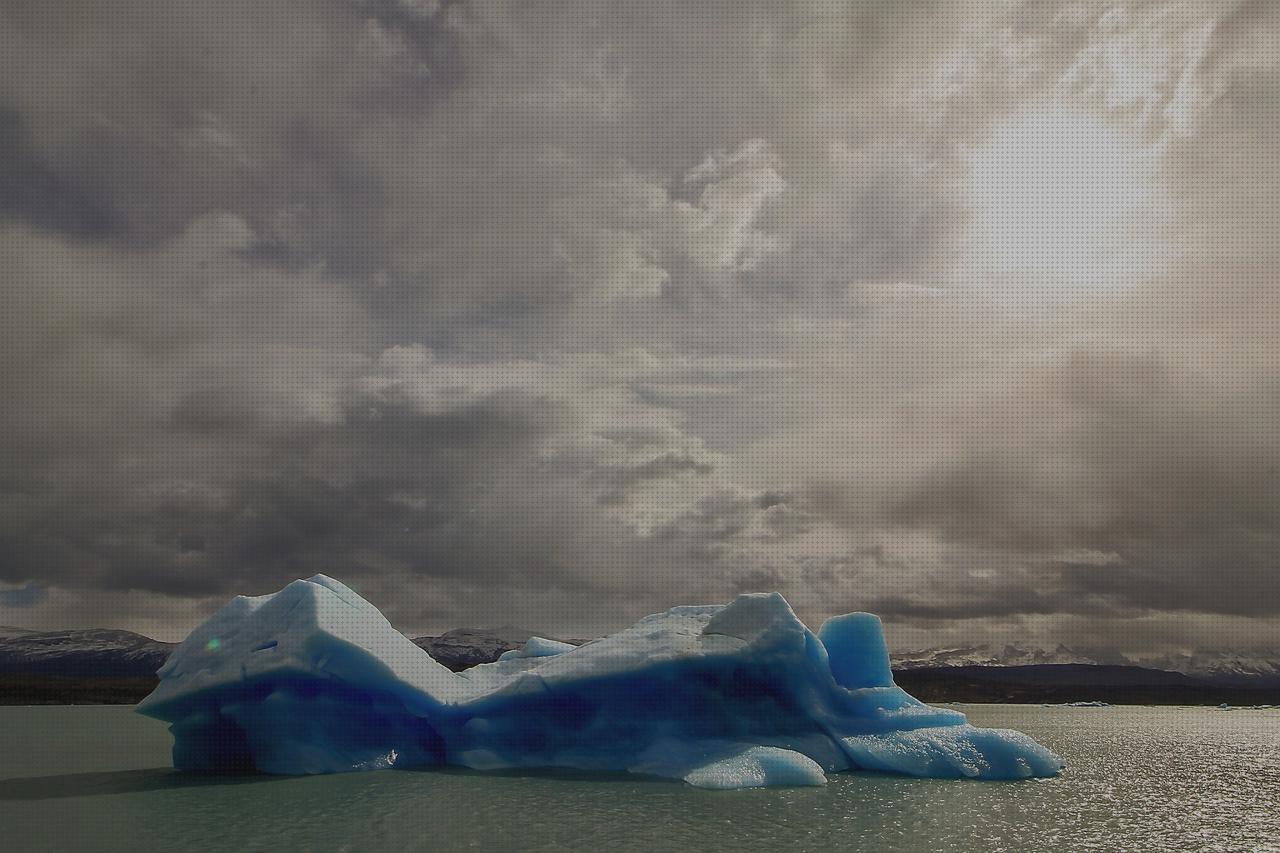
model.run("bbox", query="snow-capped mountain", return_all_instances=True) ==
[891,643,1280,686]
[891,644,1121,670]
[412,627,583,671]
[0,623,570,678]
[1130,650,1280,687]
[2,622,1275,687]
[411,627,529,671]
[0,627,175,678]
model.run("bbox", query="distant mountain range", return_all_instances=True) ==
[0,626,174,678]
[0,624,585,679]
[411,627,560,671]
[892,643,1280,687]
[2,625,1278,704]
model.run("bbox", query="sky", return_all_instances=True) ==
[0,0,1278,653]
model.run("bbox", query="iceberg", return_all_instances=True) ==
[137,575,1064,787]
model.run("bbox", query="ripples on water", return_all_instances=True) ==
[1,705,1277,851]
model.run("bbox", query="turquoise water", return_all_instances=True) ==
[1,704,1276,851]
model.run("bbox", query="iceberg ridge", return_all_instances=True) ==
[137,576,1064,788]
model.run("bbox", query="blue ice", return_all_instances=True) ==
[137,576,1064,788]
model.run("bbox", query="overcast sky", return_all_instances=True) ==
[1,1,1278,653]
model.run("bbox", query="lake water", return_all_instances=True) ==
[1,704,1277,851]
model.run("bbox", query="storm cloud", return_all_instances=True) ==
[1,1,1278,653]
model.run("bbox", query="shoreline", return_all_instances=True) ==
[4,672,1279,708]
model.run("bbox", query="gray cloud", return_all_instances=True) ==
[1,1,1278,650]
[0,109,120,238]
[0,581,45,609]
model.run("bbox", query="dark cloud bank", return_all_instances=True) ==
[0,1,1277,653]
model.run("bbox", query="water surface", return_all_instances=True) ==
[1,704,1276,851]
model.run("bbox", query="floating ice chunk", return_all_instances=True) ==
[683,747,827,789]
[137,577,1064,787]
